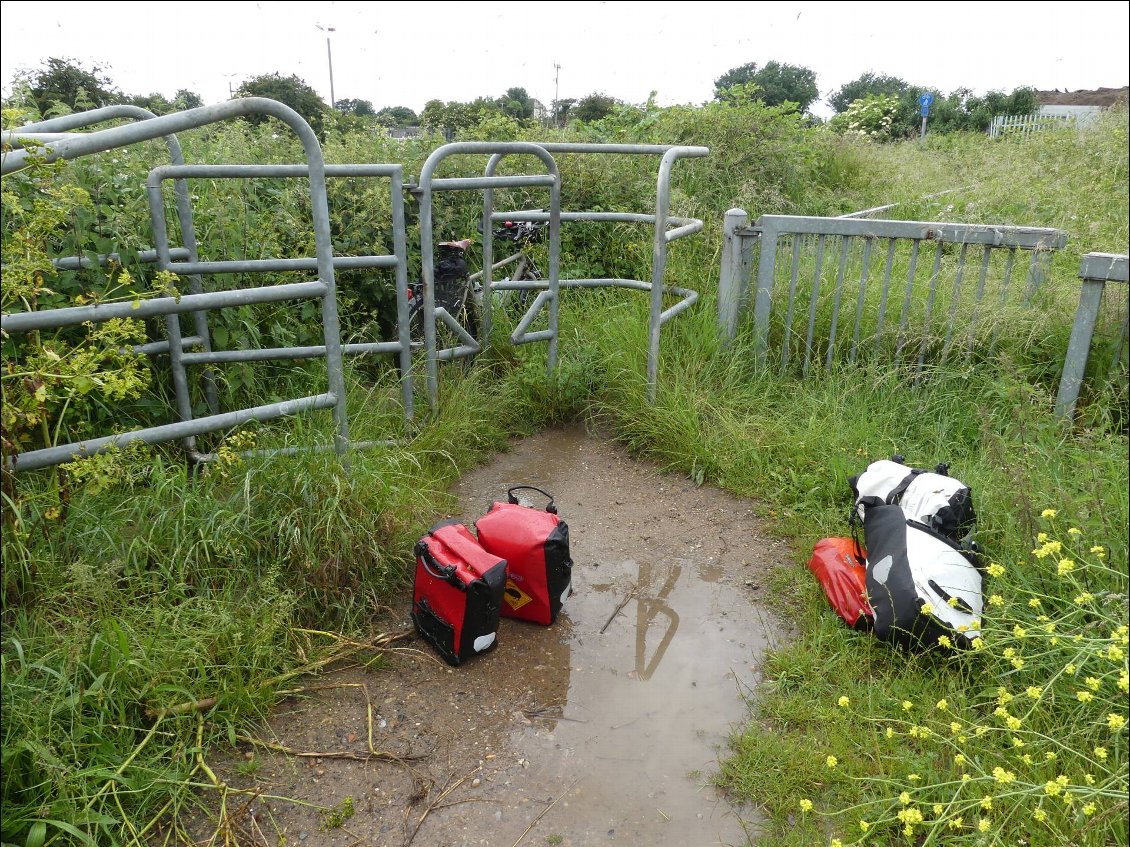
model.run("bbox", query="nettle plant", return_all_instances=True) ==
[805,513,1129,846]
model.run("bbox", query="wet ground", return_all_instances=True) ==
[203,427,793,847]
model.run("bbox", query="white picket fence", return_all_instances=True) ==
[990,106,1105,139]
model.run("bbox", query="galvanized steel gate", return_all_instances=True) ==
[1,103,707,473]
[718,210,1068,374]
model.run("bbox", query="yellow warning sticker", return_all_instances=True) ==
[503,579,533,611]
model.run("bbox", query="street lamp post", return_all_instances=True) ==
[316,24,336,109]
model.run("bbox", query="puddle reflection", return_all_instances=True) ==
[634,562,682,681]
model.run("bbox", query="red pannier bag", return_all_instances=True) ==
[474,486,573,625]
[807,537,873,631]
[412,520,507,666]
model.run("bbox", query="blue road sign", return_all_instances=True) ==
[919,92,935,116]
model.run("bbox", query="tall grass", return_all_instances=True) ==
[2,103,1126,845]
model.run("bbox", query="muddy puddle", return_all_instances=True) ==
[204,427,792,847]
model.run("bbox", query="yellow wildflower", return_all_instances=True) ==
[799,798,813,812]
[987,563,1005,578]
[1041,508,1057,519]
[1107,713,1126,731]
[1057,558,1075,576]
[993,767,1015,784]
[826,755,838,769]
[838,695,850,708]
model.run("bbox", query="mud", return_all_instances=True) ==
[202,427,793,847]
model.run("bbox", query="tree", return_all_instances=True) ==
[573,92,620,122]
[551,98,576,127]
[28,57,120,115]
[336,98,376,117]
[375,106,418,128]
[714,61,818,112]
[128,93,173,115]
[498,86,534,120]
[173,89,204,110]
[420,98,501,136]
[234,73,327,134]
[828,72,910,114]
[713,62,759,96]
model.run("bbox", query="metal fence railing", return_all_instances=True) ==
[2,99,357,472]
[1055,253,1129,419]
[2,105,710,472]
[417,141,708,407]
[719,212,1067,376]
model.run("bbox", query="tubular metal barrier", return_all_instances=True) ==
[719,212,1067,376]
[145,163,414,450]
[2,98,351,472]
[478,142,708,403]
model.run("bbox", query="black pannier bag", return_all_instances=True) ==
[434,242,470,310]
[475,486,572,626]
[850,458,975,541]
[412,520,507,666]
[861,500,983,650]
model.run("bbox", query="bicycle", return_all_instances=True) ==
[399,217,549,360]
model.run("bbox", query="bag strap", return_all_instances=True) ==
[507,485,557,514]
[885,468,925,505]
[414,539,462,587]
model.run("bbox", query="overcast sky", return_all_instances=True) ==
[2,1,1127,118]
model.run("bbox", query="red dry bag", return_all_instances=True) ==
[412,520,507,666]
[475,486,573,625]
[807,537,873,631]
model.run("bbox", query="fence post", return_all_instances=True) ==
[718,208,749,343]
[1055,253,1129,420]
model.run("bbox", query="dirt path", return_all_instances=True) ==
[207,427,793,847]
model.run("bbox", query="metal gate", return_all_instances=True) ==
[718,211,1067,375]
[2,107,709,473]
